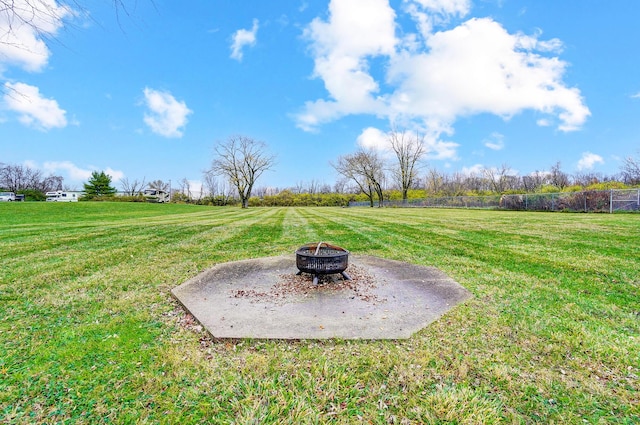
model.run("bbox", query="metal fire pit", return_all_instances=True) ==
[295,242,351,285]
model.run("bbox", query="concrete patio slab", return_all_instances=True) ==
[171,255,472,340]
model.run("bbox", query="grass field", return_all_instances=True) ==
[1,203,638,424]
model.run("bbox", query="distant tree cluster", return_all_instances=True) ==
[421,161,632,198]
[0,163,63,200]
[621,153,640,185]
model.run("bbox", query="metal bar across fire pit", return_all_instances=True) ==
[295,242,351,285]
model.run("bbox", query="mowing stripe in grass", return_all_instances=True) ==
[1,204,638,424]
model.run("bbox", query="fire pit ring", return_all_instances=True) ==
[295,242,351,285]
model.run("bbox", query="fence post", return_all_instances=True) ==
[610,189,613,214]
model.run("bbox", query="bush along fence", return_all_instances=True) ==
[349,188,640,213]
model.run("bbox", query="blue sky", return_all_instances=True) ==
[1,0,639,193]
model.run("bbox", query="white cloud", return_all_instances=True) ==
[387,18,590,131]
[296,1,590,158]
[356,127,389,150]
[536,118,551,127]
[408,0,471,16]
[461,163,484,176]
[356,125,459,160]
[230,19,259,61]
[142,88,192,138]
[103,167,125,182]
[577,152,604,171]
[42,161,125,183]
[483,132,505,150]
[3,82,67,129]
[403,0,471,36]
[43,161,93,181]
[0,0,71,72]
[295,0,397,131]
[631,92,640,99]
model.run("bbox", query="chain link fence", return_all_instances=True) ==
[349,189,640,213]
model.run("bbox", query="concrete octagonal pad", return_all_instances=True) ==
[171,255,472,340]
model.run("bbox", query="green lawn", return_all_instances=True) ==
[1,203,638,424]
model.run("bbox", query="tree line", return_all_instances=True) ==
[2,135,639,205]
[0,163,63,201]
[195,133,640,208]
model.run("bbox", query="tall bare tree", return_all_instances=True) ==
[388,129,426,203]
[549,161,570,189]
[120,177,146,196]
[620,152,640,185]
[178,178,192,200]
[208,135,276,208]
[332,148,385,207]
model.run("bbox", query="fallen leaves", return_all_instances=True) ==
[229,264,387,304]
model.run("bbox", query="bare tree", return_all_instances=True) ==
[40,174,63,192]
[482,164,516,194]
[333,178,348,194]
[0,163,62,193]
[120,177,146,196]
[252,186,268,198]
[522,171,547,192]
[334,155,375,206]
[319,183,332,194]
[148,179,169,192]
[208,135,276,208]
[549,161,570,189]
[202,172,235,204]
[620,152,640,185]
[425,167,445,196]
[573,172,604,187]
[202,172,218,197]
[458,170,487,194]
[292,181,305,194]
[332,148,386,207]
[1,1,70,45]
[1,1,138,38]
[388,129,426,203]
[0,164,28,192]
[179,178,192,200]
[307,179,321,195]
[1,1,141,71]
